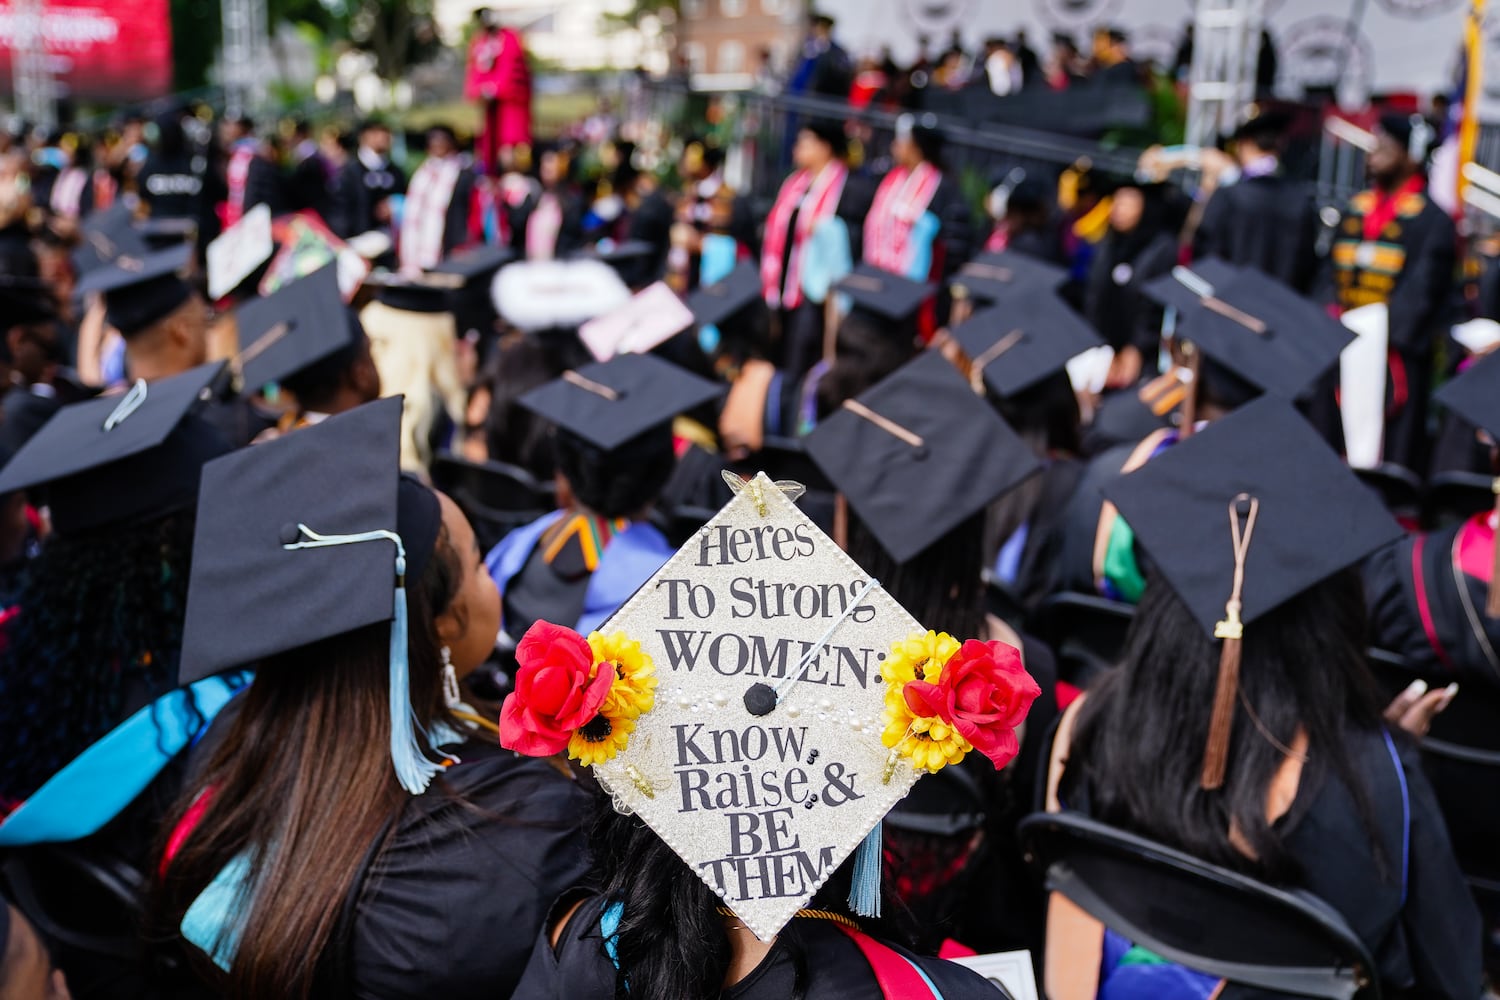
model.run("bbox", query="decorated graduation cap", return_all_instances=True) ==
[687,260,763,329]
[491,259,631,332]
[951,284,1104,398]
[519,353,721,452]
[804,352,1042,564]
[1101,396,1403,788]
[1434,350,1500,616]
[206,204,274,300]
[0,362,229,534]
[78,245,196,338]
[497,468,1040,939]
[834,264,934,323]
[579,281,697,362]
[232,263,352,392]
[179,396,449,794]
[953,250,1068,303]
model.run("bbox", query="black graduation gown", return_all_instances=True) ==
[1364,520,1500,694]
[1083,229,1177,359]
[138,154,207,222]
[1193,173,1320,293]
[241,154,288,218]
[623,189,674,283]
[514,893,1009,999]
[326,155,407,239]
[1327,187,1457,473]
[508,187,585,259]
[1064,728,1481,997]
[335,742,590,999]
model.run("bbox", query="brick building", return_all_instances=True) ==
[677,0,806,90]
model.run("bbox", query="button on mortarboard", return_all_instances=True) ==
[1100,395,1403,639]
[518,353,723,452]
[234,264,355,392]
[804,352,1042,564]
[834,264,934,323]
[0,362,231,533]
[951,284,1103,398]
[686,260,763,329]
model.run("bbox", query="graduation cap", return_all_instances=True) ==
[206,203,275,300]
[1101,396,1403,786]
[578,281,696,362]
[1434,351,1500,616]
[179,396,451,794]
[1228,105,1294,145]
[429,244,516,287]
[686,260,762,329]
[78,245,196,338]
[573,239,658,287]
[519,352,722,452]
[0,362,230,534]
[952,250,1068,302]
[233,264,352,392]
[1141,262,1352,400]
[137,216,200,247]
[804,352,1042,564]
[951,285,1104,398]
[835,264,934,322]
[0,273,58,328]
[497,460,1039,939]
[1376,112,1437,164]
[491,259,631,333]
[72,204,149,277]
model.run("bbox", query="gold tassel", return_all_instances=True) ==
[1486,480,1500,618]
[1202,612,1242,790]
[1178,343,1201,440]
[1202,494,1259,790]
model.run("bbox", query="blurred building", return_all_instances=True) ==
[677,0,804,90]
[433,0,666,73]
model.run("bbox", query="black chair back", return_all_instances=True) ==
[430,455,554,551]
[1424,471,1497,529]
[1019,812,1381,999]
[1028,591,1136,688]
[1354,464,1423,522]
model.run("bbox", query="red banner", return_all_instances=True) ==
[0,0,173,103]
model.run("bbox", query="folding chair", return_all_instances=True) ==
[1028,592,1136,689]
[1018,812,1381,999]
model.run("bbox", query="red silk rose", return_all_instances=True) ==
[902,639,1041,769]
[499,621,615,756]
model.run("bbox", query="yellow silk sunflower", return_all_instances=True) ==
[881,688,973,773]
[588,631,657,720]
[880,630,961,686]
[568,705,636,766]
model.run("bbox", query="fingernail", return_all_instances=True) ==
[1443,683,1459,701]
[1403,680,1428,698]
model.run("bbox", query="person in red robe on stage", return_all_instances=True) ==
[465,9,532,177]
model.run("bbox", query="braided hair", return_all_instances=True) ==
[0,511,196,803]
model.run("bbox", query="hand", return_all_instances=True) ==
[1384,679,1458,739]
[1105,345,1142,389]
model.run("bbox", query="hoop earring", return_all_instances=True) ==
[442,646,462,710]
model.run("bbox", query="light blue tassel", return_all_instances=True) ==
[388,553,442,795]
[848,820,882,918]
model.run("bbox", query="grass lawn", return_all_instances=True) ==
[396,92,600,139]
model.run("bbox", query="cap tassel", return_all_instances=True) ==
[847,820,882,918]
[1178,344,1201,440]
[1203,494,1259,790]
[389,553,444,795]
[1486,479,1500,619]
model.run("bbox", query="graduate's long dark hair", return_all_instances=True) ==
[150,519,463,1000]
[0,511,195,804]
[589,798,916,1000]
[1063,568,1387,881]
[844,511,988,642]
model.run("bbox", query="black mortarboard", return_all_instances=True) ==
[1435,348,1500,441]
[234,264,352,391]
[374,276,451,314]
[180,395,441,682]
[1229,105,1293,145]
[0,362,230,533]
[1143,263,1352,400]
[952,285,1103,398]
[519,353,722,452]
[953,250,1068,302]
[1101,395,1402,639]
[72,204,149,276]
[0,273,57,327]
[835,264,935,322]
[428,244,516,287]
[804,352,1042,563]
[687,260,762,328]
[1377,112,1437,163]
[137,216,200,247]
[574,240,656,268]
[79,246,196,338]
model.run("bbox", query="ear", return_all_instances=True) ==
[434,595,467,646]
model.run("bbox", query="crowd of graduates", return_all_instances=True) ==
[0,74,1496,1000]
